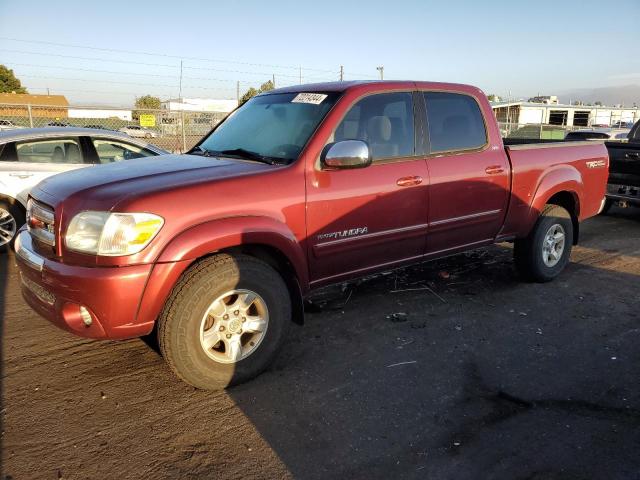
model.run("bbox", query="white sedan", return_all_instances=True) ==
[0,127,167,249]
[119,125,159,139]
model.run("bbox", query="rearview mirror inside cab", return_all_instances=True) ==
[321,140,372,169]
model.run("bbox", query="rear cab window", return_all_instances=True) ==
[422,92,487,154]
[332,92,415,161]
[15,138,84,164]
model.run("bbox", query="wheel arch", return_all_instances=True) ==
[528,166,583,245]
[148,216,308,327]
[544,190,580,245]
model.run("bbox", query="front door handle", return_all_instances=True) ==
[396,176,423,187]
[485,165,505,175]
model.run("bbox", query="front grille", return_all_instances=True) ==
[27,199,55,246]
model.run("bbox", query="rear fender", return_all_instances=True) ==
[526,166,583,235]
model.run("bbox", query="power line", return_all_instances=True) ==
[6,62,260,84]
[0,48,337,81]
[0,36,339,74]
[18,74,238,92]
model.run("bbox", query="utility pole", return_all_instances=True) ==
[272,73,276,88]
[299,66,302,84]
[236,81,240,105]
[376,66,384,80]
[340,65,344,81]
[178,60,183,101]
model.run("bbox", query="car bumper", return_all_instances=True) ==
[14,229,155,339]
[606,184,640,206]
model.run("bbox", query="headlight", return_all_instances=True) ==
[66,211,164,256]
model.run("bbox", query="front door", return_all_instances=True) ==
[306,91,429,285]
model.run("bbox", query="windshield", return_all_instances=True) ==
[197,92,340,163]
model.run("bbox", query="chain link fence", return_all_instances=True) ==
[0,103,231,153]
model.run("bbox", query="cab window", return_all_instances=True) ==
[423,92,487,153]
[15,138,84,164]
[92,138,156,163]
[334,92,415,161]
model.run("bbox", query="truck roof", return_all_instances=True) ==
[264,80,482,96]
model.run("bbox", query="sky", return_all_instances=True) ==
[0,0,638,106]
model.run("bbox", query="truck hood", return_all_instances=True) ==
[33,154,273,209]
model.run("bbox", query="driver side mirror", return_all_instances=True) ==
[321,140,372,169]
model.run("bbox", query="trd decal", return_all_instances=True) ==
[586,160,606,168]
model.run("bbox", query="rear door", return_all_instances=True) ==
[306,91,430,284]
[420,91,510,255]
[0,136,91,205]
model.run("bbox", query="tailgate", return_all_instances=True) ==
[606,142,640,188]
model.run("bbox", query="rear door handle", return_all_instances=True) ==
[485,165,505,175]
[625,152,640,159]
[396,176,423,187]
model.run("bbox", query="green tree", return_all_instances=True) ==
[486,94,501,102]
[594,101,603,106]
[239,80,275,105]
[0,65,27,93]
[133,94,161,120]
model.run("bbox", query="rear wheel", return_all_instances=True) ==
[157,254,292,389]
[514,204,573,282]
[0,198,25,252]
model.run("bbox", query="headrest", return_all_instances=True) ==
[367,116,392,142]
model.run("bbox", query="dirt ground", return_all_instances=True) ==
[1,207,639,480]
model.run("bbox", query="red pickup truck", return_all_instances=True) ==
[15,81,608,389]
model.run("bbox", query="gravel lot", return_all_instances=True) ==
[2,208,639,480]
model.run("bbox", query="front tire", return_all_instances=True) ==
[0,198,25,252]
[514,204,573,282]
[157,254,292,390]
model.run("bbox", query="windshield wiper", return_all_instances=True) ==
[217,148,287,165]
[189,145,213,156]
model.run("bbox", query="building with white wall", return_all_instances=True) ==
[161,98,237,113]
[492,100,639,127]
[68,108,132,121]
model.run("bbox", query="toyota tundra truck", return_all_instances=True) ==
[14,81,609,389]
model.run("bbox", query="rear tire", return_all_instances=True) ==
[0,198,25,253]
[514,204,573,282]
[157,253,292,390]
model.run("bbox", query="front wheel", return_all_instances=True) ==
[514,204,573,282]
[0,198,25,252]
[157,254,292,389]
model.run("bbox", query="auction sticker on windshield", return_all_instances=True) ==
[291,93,328,104]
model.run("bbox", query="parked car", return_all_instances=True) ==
[603,119,640,211]
[44,121,71,128]
[83,124,104,129]
[119,125,158,138]
[0,119,20,131]
[565,128,630,141]
[611,121,635,129]
[0,127,167,248]
[15,81,608,390]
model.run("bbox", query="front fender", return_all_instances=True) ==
[157,215,309,288]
